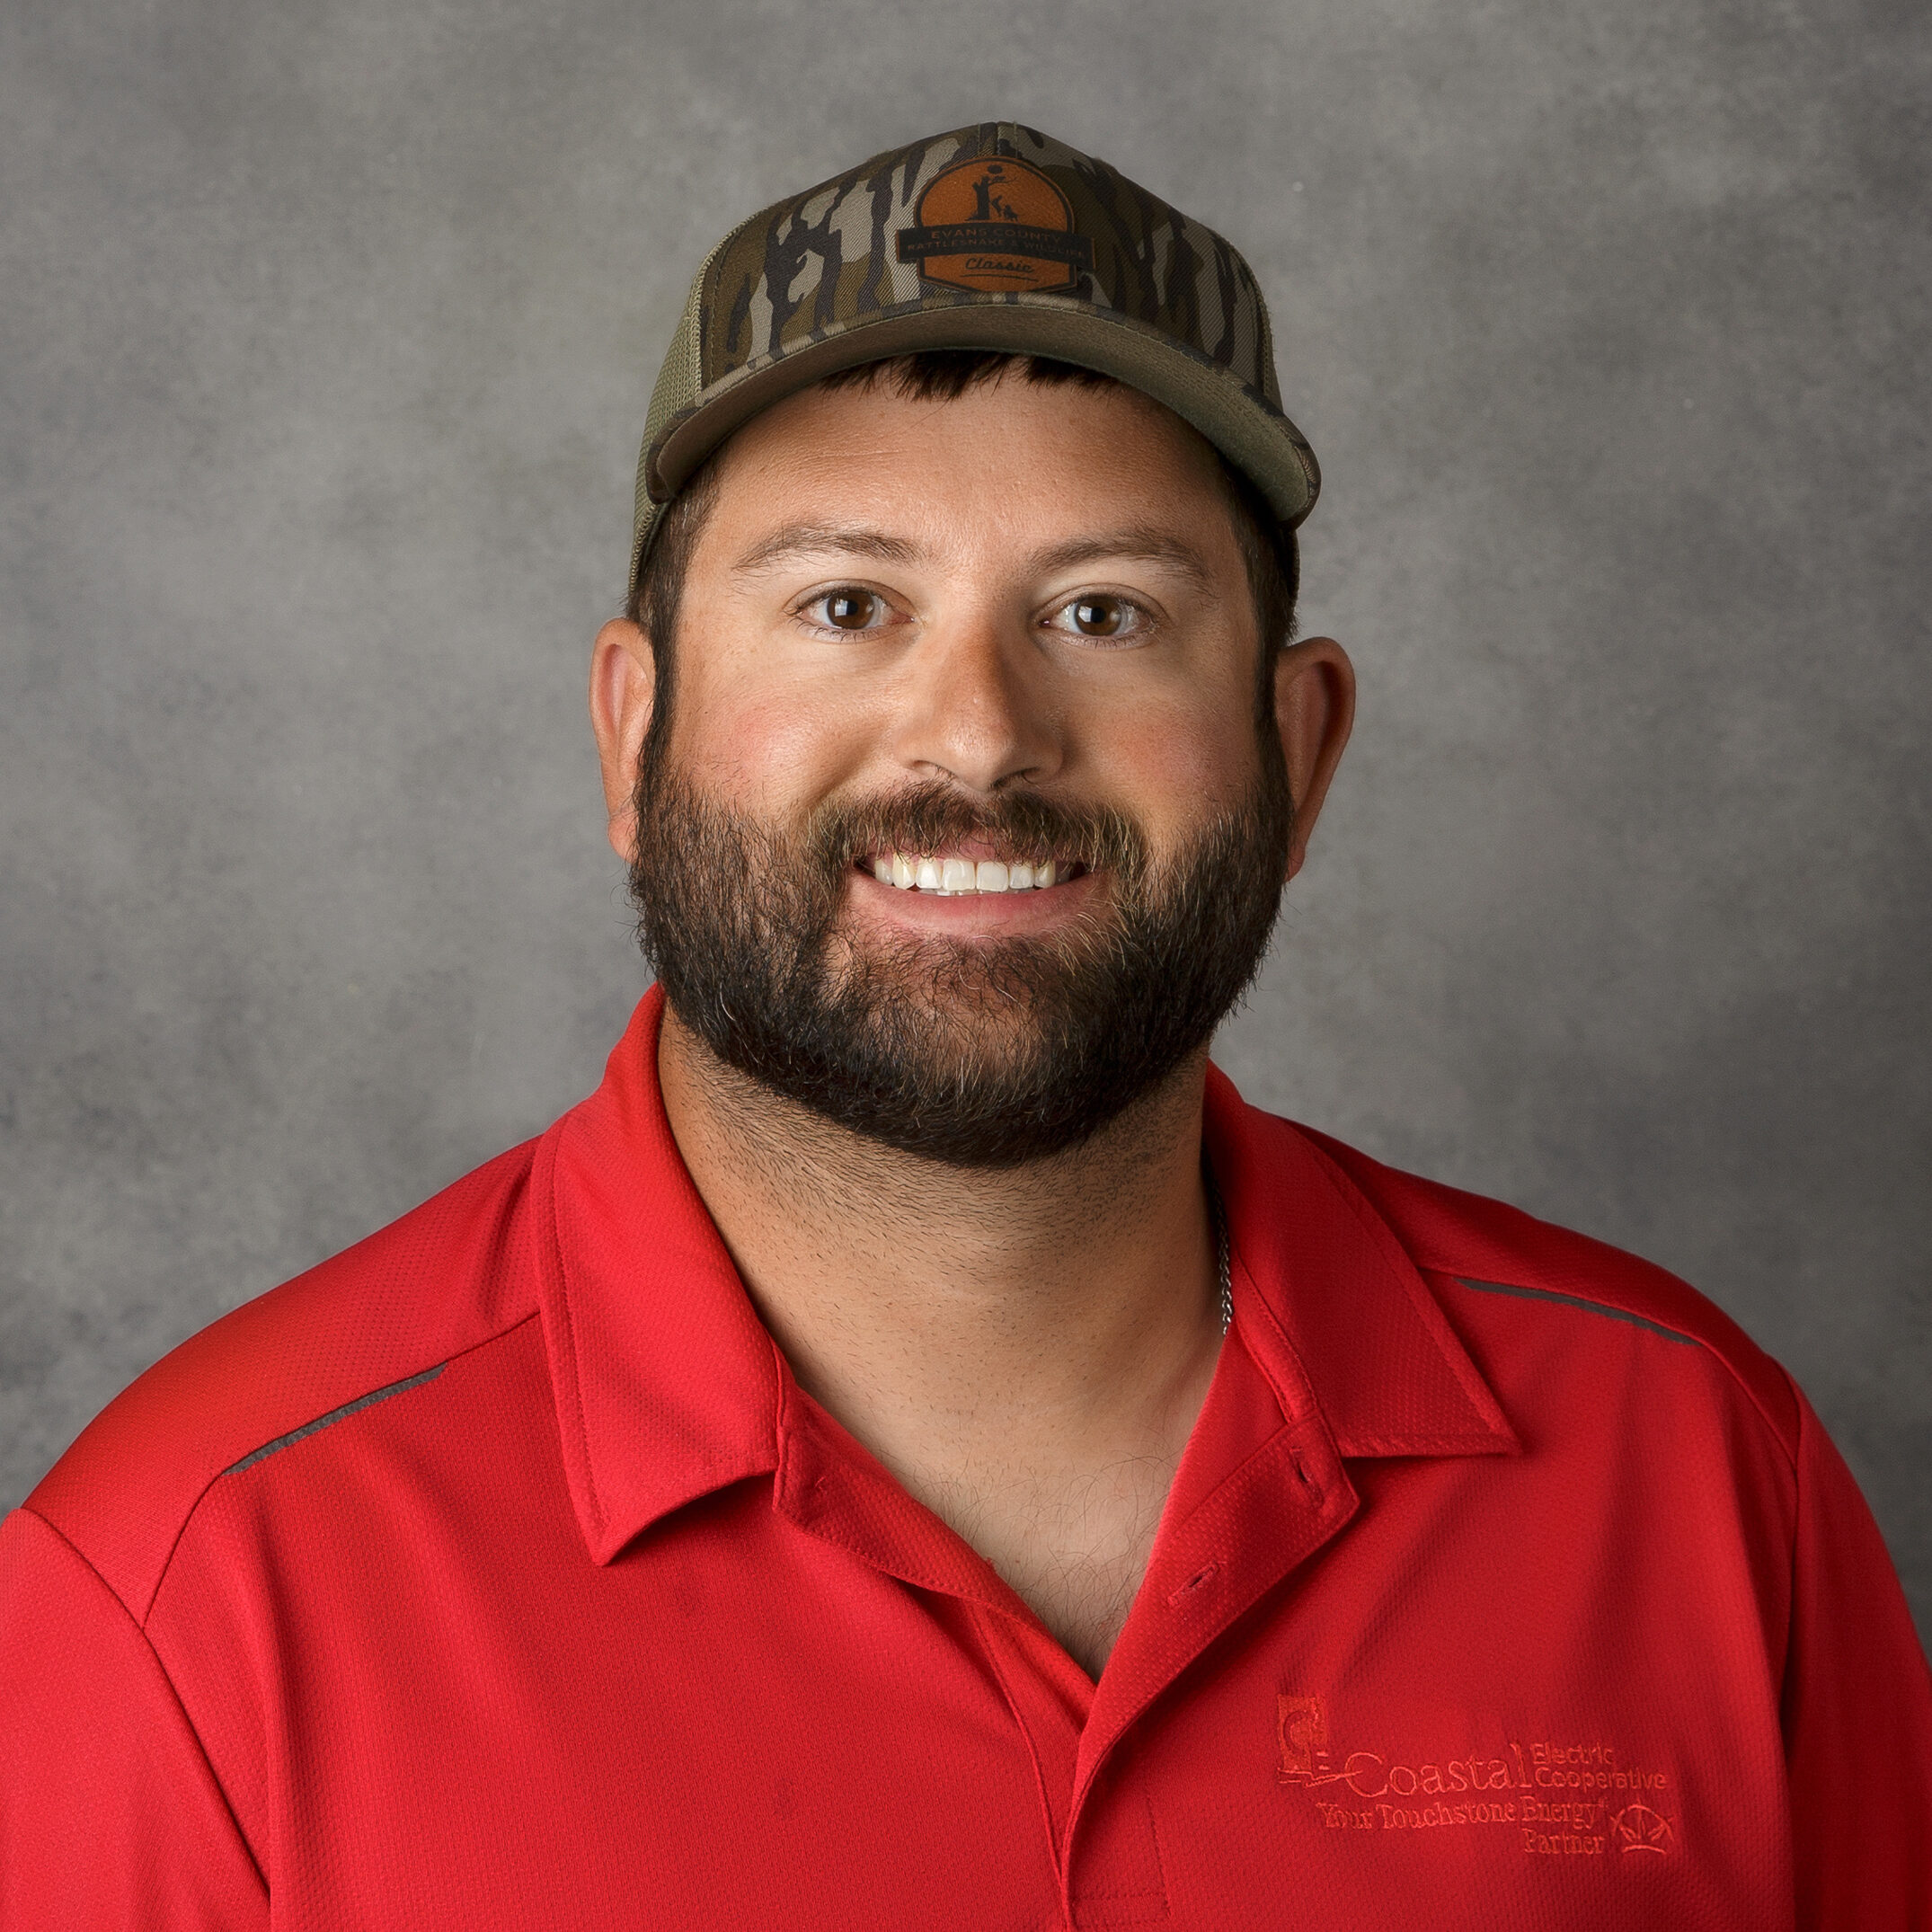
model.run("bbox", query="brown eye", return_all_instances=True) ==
[1074,598,1126,636]
[822,589,880,630]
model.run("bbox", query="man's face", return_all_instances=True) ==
[608,372,1318,1166]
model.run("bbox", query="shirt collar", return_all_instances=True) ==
[533,988,784,1565]
[535,992,1515,1566]
[1201,1063,1518,1459]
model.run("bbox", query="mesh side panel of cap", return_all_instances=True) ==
[628,219,749,593]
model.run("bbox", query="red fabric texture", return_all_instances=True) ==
[4,988,1927,1928]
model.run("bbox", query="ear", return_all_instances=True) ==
[1270,636,1356,882]
[589,617,658,864]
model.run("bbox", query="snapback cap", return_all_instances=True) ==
[630,121,1319,591]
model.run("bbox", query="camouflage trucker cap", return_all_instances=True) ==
[629,121,1319,590]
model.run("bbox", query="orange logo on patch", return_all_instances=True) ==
[896,157,1095,294]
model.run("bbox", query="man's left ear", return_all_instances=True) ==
[1271,636,1356,881]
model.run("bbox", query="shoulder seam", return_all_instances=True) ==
[1434,1271,1799,1476]
[222,1362,448,1477]
[1451,1275,1699,1346]
[146,1310,543,1621]
[18,1504,269,1894]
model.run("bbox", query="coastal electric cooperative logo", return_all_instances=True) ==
[1277,1696,1676,1861]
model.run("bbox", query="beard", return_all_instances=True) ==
[627,728,1293,1170]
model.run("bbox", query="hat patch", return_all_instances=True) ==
[896,156,1095,294]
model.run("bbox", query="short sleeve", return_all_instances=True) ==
[0,1506,268,1929]
[1781,1386,1932,1929]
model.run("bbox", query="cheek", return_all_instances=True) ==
[669,652,878,815]
[1085,683,1261,833]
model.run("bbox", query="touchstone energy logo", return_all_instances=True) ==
[1276,1696,1677,1861]
[896,157,1095,294]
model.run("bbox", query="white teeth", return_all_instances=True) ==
[874,853,1068,893]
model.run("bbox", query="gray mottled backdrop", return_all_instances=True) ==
[3,0,1927,1644]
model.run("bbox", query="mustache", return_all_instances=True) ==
[626,750,1294,1165]
[802,781,1148,884]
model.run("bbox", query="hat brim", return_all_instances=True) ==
[634,296,1318,589]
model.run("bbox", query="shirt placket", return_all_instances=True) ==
[772,1316,1360,1929]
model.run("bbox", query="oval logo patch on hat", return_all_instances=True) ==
[895,156,1095,294]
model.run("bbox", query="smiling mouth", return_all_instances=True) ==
[855,852,1089,897]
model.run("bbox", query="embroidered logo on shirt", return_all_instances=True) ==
[1275,1696,1677,1860]
[1609,1803,1674,1853]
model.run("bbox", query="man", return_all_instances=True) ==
[2,122,1926,1929]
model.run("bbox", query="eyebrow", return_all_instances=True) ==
[730,521,1222,598]
[1028,527,1219,598]
[731,524,924,574]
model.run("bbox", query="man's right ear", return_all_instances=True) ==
[589,618,657,864]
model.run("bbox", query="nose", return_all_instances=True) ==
[881,607,1062,795]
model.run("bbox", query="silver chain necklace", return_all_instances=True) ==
[1209,1174,1233,1336]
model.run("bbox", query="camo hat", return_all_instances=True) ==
[629,121,1319,590]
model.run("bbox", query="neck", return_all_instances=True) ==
[655,1006,1225,1670]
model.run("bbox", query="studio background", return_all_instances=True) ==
[4,0,1927,1646]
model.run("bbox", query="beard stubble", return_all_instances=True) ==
[628,731,1294,1170]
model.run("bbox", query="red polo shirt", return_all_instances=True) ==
[4,989,1928,1928]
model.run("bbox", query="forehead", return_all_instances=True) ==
[696,373,1240,563]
